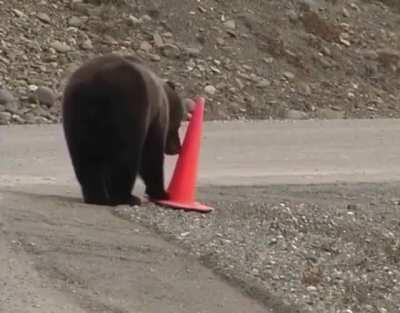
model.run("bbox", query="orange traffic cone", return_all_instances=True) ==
[155,96,213,213]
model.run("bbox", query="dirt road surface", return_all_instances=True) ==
[1,119,400,312]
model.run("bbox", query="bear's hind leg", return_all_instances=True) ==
[139,123,168,201]
[106,159,141,206]
[75,161,110,205]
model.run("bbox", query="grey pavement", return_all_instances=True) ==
[1,119,400,191]
[1,119,400,313]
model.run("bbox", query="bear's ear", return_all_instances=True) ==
[165,80,176,90]
[183,98,196,121]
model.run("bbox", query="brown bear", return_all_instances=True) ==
[62,53,191,206]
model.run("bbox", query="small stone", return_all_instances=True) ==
[204,85,216,95]
[306,285,317,292]
[51,41,72,53]
[140,14,152,23]
[224,20,236,30]
[33,86,56,107]
[149,54,161,62]
[342,7,350,17]
[216,37,225,45]
[12,9,25,18]
[160,44,181,58]
[140,41,152,52]
[256,79,271,88]
[283,71,295,80]
[23,112,39,124]
[68,16,83,27]
[182,46,202,57]
[298,82,312,95]
[0,112,12,125]
[127,15,142,26]
[81,39,93,50]
[37,12,51,24]
[285,109,308,120]
[317,108,345,119]
[153,33,163,48]
[12,114,25,124]
[339,33,351,47]
[0,88,16,105]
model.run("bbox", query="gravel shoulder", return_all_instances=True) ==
[114,182,400,313]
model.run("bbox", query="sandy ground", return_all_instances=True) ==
[1,120,400,312]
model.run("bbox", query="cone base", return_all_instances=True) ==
[155,199,213,213]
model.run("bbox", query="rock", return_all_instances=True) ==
[0,111,12,125]
[23,112,39,124]
[140,41,152,52]
[342,7,350,18]
[256,79,271,88]
[12,114,25,124]
[153,33,163,48]
[4,101,19,114]
[37,12,51,24]
[32,86,56,107]
[287,10,299,23]
[317,108,346,119]
[81,39,93,50]
[283,71,295,80]
[68,16,83,27]
[216,37,225,45]
[285,109,308,120]
[12,9,25,18]
[127,15,142,26]
[224,20,236,30]
[204,85,217,95]
[140,14,152,23]
[160,44,181,58]
[347,204,360,211]
[51,41,72,53]
[149,54,161,62]
[0,88,16,105]
[298,82,312,96]
[182,46,202,57]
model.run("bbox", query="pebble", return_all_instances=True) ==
[37,12,51,24]
[160,44,181,58]
[204,85,217,95]
[0,111,12,125]
[224,20,236,30]
[68,16,83,27]
[12,9,25,18]
[128,15,142,26]
[283,71,295,80]
[182,46,202,57]
[140,41,152,52]
[256,79,271,88]
[286,109,308,120]
[0,88,16,105]
[306,285,317,292]
[32,86,56,107]
[81,39,93,50]
[51,41,72,53]
[153,33,164,48]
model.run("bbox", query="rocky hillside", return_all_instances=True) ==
[1,0,400,124]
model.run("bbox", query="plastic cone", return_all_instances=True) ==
[155,96,213,213]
